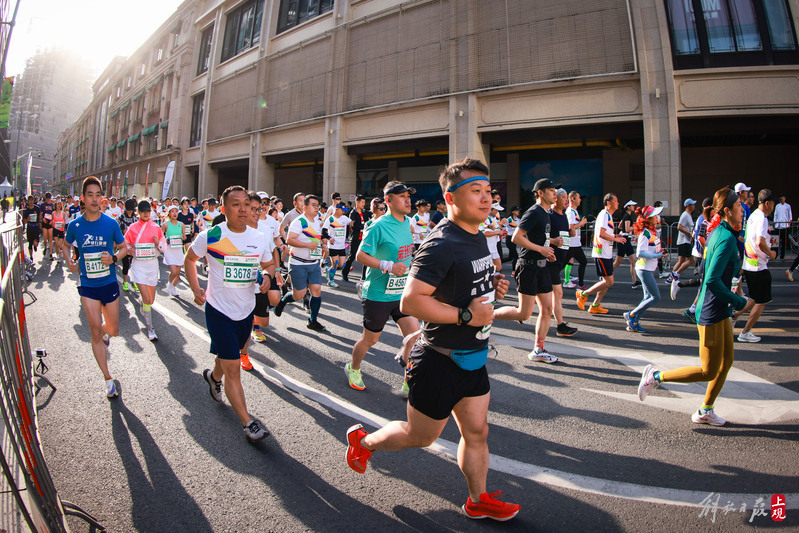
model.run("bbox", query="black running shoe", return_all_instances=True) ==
[244,419,270,442]
[307,320,326,332]
[556,322,577,337]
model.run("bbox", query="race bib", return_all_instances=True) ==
[385,273,408,295]
[333,227,346,241]
[630,234,638,246]
[544,238,550,249]
[134,243,157,260]
[169,235,182,248]
[475,290,495,340]
[183,225,191,236]
[654,238,661,252]
[54,221,64,230]
[559,231,570,250]
[223,255,259,288]
[28,213,37,222]
[83,252,110,279]
[309,244,322,259]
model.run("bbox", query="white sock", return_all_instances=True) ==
[689,304,696,312]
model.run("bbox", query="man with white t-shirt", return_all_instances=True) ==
[322,202,352,288]
[410,200,431,252]
[185,186,273,442]
[738,189,777,343]
[669,198,697,299]
[564,191,588,290]
[249,194,285,344]
[273,194,327,331]
[576,193,626,314]
[774,195,792,260]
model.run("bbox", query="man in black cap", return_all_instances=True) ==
[737,189,777,343]
[494,178,560,362]
[577,193,625,314]
[342,194,367,282]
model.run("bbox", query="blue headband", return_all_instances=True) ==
[447,176,490,193]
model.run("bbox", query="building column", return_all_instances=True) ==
[251,133,275,194]
[323,115,357,199]
[449,93,489,167]
[631,0,682,215]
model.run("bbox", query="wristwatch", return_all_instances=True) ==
[112,254,118,263]
[457,307,472,326]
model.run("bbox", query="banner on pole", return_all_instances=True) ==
[161,161,175,201]
[144,164,150,197]
[0,77,14,128]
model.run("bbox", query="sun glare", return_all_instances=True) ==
[7,0,185,76]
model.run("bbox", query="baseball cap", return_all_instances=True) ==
[624,200,637,208]
[642,205,664,219]
[335,202,346,209]
[491,202,504,211]
[734,182,751,193]
[758,188,776,204]
[683,198,697,207]
[207,197,217,205]
[73,196,80,201]
[168,204,179,212]
[533,178,560,192]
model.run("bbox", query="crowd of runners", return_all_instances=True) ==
[11,163,796,522]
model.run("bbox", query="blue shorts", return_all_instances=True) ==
[288,262,322,290]
[77,282,120,306]
[205,303,254,360]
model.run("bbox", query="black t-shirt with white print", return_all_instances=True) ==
[517,203,550,261]
[409,218,495,351]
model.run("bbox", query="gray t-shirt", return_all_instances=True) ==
[677,211,694,246]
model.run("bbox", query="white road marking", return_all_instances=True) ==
[491,334,799,424]
[142,297,799,509]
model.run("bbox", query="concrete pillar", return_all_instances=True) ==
[630,0,682,215]
[323,115,357,200]
[449,93,489,167]
[506,153,520,209]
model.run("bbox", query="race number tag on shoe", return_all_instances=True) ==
[385,274,408,295]
[83,252,110,279]
[169,235,182,248]
[223,255,259,288]
[134,243,157,260]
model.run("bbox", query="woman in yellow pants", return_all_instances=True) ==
[637,187,753,426]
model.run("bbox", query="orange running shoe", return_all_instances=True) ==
[576,290,588,311]
[240,353,254,371]
[589,304,609,314]
[462,491,520,521]
[346,424,372,473]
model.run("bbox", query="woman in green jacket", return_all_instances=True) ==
[637,187,754,426]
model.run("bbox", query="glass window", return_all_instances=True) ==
[704,0,736,53]
[729,0,762,51]
[762,0,797,50]
[277,0,334,34]
[221,0,264,62]
[666,0,700,55]
[197,25,214,75]
[190,93,204,147]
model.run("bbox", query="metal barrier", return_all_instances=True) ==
[0,213,104,532]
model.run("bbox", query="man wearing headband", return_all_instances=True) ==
[346,157,520,521]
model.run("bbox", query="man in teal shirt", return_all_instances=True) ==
[345,181,419,396]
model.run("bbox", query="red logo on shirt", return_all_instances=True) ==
[398,244,414,262]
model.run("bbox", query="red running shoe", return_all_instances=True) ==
[462,491,520,521]
[346,424,372,473]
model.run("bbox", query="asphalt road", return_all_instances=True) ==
[23,250,799,532]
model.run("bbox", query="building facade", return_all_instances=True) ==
[58,0,799,214]
[9,49,93,195]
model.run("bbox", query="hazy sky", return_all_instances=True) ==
[5,0,186,78]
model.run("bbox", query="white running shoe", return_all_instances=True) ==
[737,331,761,343]
[637,364,659,401]
[148,328,158,342]
[670,279,681,300]
[691,408,725,426]
[528,348,558,363]
[105,379,119,398]
[563,281,577,289]
[787,270,794,282]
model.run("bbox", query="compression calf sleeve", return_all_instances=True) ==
[309,296,321,322]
